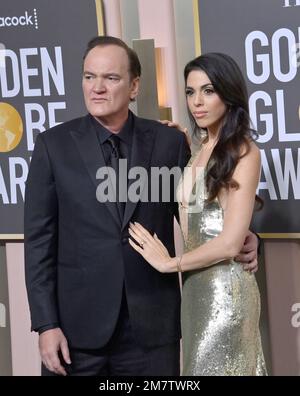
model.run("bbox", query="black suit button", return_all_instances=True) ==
[122,237,128,244]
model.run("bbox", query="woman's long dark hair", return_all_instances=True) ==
[184,52,263,209]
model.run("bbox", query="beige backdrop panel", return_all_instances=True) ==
[0,243,12,375]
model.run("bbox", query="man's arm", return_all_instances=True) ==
[38,323,60,334]
[39,328,71,376]
[24,132,59,330]
[24,133,71,375]
[174,131,191,223]
[235,230,260,273]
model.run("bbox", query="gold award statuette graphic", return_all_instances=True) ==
[0,102,23,153]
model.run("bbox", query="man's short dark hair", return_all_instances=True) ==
[83,36,141,80]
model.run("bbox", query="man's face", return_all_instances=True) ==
[82,45,139,127]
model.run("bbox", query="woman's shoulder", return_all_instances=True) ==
[235,139,261,180]
[240,137,260,160]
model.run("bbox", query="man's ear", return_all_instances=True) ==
[130,77,140,101]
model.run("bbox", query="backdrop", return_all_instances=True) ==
[0,0,100,236]
[196,0,300,235]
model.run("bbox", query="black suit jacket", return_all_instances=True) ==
[24,113,191,349]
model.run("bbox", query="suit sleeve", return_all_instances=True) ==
[178,132,191,171]
[24,133,59,331]
[174,132,191,223]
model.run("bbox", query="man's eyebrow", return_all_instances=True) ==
[103,73,121,77]
[83,71,121,77]
[83,71,96,76]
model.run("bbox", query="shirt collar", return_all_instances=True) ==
[89,111,133,146]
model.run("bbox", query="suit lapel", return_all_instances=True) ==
[70,116,121,227]
[122,117,156,230]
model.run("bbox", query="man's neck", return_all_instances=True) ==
[93,111,129,134]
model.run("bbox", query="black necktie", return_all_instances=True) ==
[107,135,125,220]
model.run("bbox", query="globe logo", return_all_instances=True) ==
[0,102,23,152]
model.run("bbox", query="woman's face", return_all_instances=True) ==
[185,70,227,133]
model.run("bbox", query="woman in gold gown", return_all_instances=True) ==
[129,53,267,376]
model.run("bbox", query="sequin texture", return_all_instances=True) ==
[177,152,267,376]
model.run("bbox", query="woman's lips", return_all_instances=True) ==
[193,111,207,119]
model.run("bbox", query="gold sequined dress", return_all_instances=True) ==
[177,151,267,376]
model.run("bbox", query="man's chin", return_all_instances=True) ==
[88,109,108,118]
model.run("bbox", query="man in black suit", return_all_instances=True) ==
[24,36,259,376]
